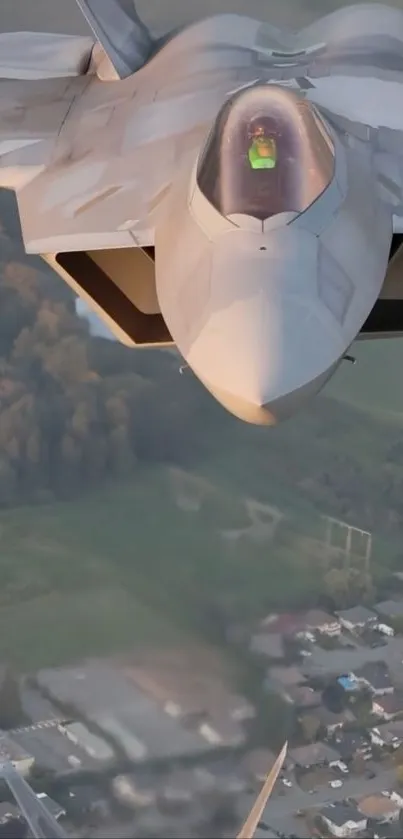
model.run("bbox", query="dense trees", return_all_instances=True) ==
[2,188,403,556]
[0,195,211,506]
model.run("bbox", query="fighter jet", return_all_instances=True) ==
[1,1,403,425]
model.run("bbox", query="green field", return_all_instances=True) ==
[0,446,398,671]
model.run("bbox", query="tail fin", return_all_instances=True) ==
[75,0,153,78]
[236,742,288,839]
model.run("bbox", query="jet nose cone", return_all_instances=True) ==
[188,291,343,425]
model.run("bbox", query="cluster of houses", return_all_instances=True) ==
[246,596,403,837]
[319,791,403,839]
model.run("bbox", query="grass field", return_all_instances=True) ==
[0,445,398,671]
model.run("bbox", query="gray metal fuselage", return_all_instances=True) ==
[1,3,403,423]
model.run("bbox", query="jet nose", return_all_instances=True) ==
[187,290,344,425]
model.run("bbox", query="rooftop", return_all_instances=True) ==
[0,735,33,764]
[284,685,321,708]
[250,633,284,660]
[259,613,305,635]
[337,605,377,624]
[357,793,400,819]
[376,720,403,738]
[37,661,213,761]
[288,741,339,767]
[376,600,403,618]
[241,748,278,780]
[0,802,21,822]
[332,729,371,759]
[269,666,305,688]
[354,661,393,690]
[320,802,365,827]
[303,609,340,628]
[373,692,403,715]
[61,721,115,762]
[313,705,355,727]
[36,793,66,820]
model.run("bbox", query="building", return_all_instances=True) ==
[332,730,372,762]
[283,685,321,709]
[288,742,340,769]
[267,666,305,689]
[36,793,66,821]
[353,662,394,696]
[303,609,341,636]
[37,661,215,761]
[337,606,378,632]
[372,692,403,721]
[241,748,278,784]
[58,721,115,763]
[357,793,400,823]
[378,623,395,636]
[250,632,284,660]
[337,674,360,693]
[370,725,403,750]
[10,721,103,775]
[0,802,26,839]
[0,735,34,777]
[320,803,367,837]
[314,706,356,735]
[112,775,156,809]
[259,613,305,636]
[376,600,403,619]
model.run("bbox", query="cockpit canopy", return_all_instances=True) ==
[197,84,335,222]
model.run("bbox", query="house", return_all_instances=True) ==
[370,725,403,750]
[241,748,278,784]
[372,692,403,721]
[283,684,322,709]
[36,793,66,821]
[288,741,340,769]
[332,729,372,762]
[320,803,367,837]
[353,662,394,696]
[314,706,356,735]
[378,623,395,637]
[250,632,284,661]
[259,613,305,636]
[268,666,305,689]
[375,600,403,620]
[303,609,341,636]
[337,606,378,632]
[337,674,360,693]
[112,775,157,809]
[0,735,34,777]
[0,802,25,839]
[356,793,400,823]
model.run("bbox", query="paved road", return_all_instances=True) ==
[239,765,399,837]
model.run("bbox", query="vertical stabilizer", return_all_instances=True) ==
[237,742,288,839]
[75,0,153,78]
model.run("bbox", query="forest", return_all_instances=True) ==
[1,187,403,551]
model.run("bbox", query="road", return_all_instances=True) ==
[239,765,399,838]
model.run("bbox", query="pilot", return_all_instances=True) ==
[248,124,277,170]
